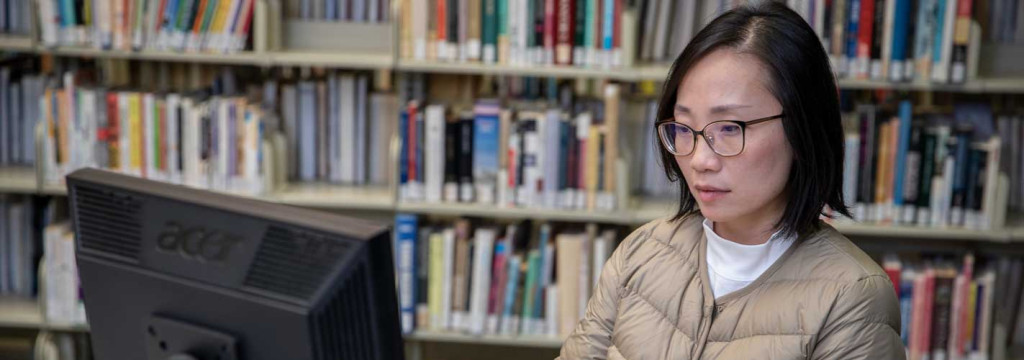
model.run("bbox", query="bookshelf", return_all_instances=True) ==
[3,1,1024,359]
[0,299,88,333]
[0,167,36,194]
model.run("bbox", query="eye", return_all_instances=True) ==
[719,124,741,134]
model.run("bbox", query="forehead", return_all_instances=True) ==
[674,49,773,110]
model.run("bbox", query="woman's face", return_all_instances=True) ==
[673,49,793,228]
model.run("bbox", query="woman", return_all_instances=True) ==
[559,3,904,360]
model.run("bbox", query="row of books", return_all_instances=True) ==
[821,0,978,83]
[0,0,31,35]
[36,0,256,52]
[883,254,1024,360]
[398,82,622,211]
[984,0,1024,44]
[997,113,1024,215]
[277,71,396,185]
[0,67,43,166]
[839,101,1004,230]
[0,195,41,299]
[0,195,84,326]
[284,0,391,22]
[398,0,634,68]
[394,214,620,338]
[34,67,269,195]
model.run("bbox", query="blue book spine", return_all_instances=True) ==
[502,255,521,325]
[846,0,861,63]
[415,112,424,184]
[891,0,910,65]
[602,0,614,51]
[532,225,550,319]
[164,0,181,35]
[326,0,336,20]
[899,274,914,344]
[399,111,409,186]
[893,101,912,207]
[395,213,419,334]
[60,0,75,26]
[299,83,316,181]
[951,131,970,196]
[473,104,500,186]
[931,0,946,65]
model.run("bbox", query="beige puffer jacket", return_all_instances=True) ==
[559,215,905,360]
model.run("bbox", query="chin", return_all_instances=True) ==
[696,206,741,224]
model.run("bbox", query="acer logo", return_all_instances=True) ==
[156,222,243,263]
[290,230,349,260]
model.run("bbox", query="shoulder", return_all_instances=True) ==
[785,222,900,324]
[789,222,891,284]
[619,214,705,259]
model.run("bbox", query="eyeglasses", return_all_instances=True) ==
[657,113,784,157]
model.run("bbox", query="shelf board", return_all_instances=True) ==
[269,51,394,69]
[273,183,395,210]
[0,167,38,193]
[397,59,639,80]
[0,36,34,51]
[397,201,637,225]
[830,221,1012,242]
[38,46,272,65]
[0,298,89,332]
[406,330,563,349]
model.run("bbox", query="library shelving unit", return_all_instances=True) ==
[3,2,1024,360]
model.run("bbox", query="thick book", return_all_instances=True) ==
[556,232,583,338]
[468,227,496,334]
[473,100,501,204]
[425,104,446,202]
[395,214,419,334]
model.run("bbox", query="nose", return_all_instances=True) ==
[689,134,721,173]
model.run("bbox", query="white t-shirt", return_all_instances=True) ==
[704,219,795,299]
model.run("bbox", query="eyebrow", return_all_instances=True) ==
[674,104,753,114]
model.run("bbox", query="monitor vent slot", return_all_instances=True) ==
[72,185,143,259]
[312,262,375,360]
[244,225,354,300]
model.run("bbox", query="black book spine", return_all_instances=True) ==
[445,121,460,184]
[459,115,475,189]
[917,129,936,208]
[902,122,923,205]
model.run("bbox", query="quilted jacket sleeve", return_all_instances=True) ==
[810,274,906,360]
[558,224,648,360]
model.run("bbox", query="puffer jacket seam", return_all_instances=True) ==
[706,333,813,342]
[638,234,701,273]
[818,235,880,277]
[621,285,695,341]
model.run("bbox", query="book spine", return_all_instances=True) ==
[856,0,875,78]
[396,214,418,334]
[949,0,973,83]
[890,0,911,81]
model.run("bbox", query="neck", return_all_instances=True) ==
[712,218,779,246]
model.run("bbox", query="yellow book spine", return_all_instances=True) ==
[428,233,444,331]
[56,90,68,166]
[210,0,234,34]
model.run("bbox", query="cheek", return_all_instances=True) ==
[733,133,792,193]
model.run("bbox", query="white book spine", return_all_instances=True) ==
[931,0,958,83]
[425,105,446,202]
[440,229,456,330]
[468,229,495,335]
[340,75,357,183]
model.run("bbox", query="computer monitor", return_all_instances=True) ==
[66,168,404,360]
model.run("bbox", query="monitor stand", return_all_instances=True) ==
[145,315,238,360]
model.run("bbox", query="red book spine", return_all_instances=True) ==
[856,0,876,76]
[544,0,556,62]
[885,266,901,295]
[438,0,447,44]
[555,0,574,65]
[238,0,257,39]
[488,247,508,319]
[921,271,935,356]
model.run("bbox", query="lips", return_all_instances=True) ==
[694,184,730,202]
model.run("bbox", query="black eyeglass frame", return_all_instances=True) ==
[656,113,785,157]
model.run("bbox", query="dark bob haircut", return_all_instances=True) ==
[656,1,850,238]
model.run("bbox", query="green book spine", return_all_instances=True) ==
[483,0,497,61]
[520,250,540,332]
